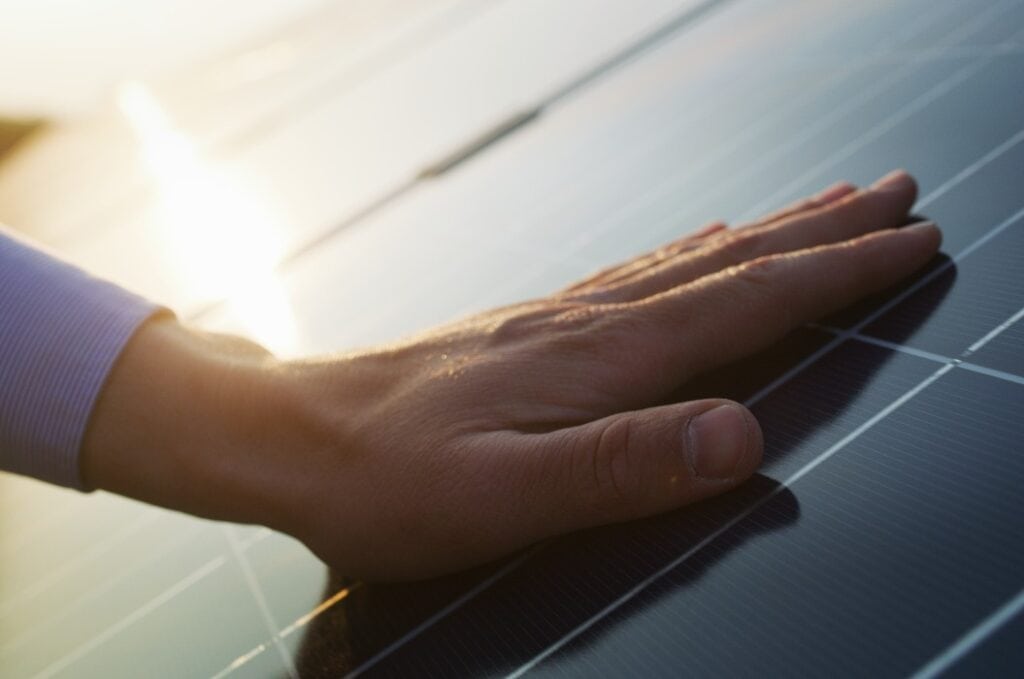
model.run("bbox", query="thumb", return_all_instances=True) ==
[526,399,763,534]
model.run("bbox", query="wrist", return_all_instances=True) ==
[81,317,316,530]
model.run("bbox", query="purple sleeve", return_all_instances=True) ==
[0,227,163,490]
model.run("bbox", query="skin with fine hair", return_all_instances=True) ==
[81,170,941,581]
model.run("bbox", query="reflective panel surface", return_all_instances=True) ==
[2,0,1023,677]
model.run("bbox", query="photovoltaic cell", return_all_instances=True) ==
[863,222,1024,358]
[970,319,1024,375]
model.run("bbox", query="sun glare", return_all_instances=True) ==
[116,81,299,354]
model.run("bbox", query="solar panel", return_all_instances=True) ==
[2,0,1023,676]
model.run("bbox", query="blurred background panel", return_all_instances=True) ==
[0,0,694,318]
[0,0,337,117]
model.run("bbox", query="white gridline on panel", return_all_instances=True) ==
[207,545,540,679]
[344,546,542,679]
[3,522,208,659]
[911,587,1024,679]
[221,525,299,678]
[21,526,261,679]
[24,5,1024,678]
[847,333,1024,389]
[0,509,160,619]
[30,558,227,679]
[226,29,1024,679]
[211,583,361,678]
[735,19,1024,221]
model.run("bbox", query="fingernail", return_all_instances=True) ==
[905,220,936,232]
[687,405,750,480]
[871,169,911,192]
[905,221,941,245]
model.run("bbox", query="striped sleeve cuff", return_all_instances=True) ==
[0,228,163,490]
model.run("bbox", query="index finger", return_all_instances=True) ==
[616,222,941,385]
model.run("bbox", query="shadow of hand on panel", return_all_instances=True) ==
[294,480,800,678]
[293,254,955,678]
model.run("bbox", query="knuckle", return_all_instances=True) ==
[483,304,557,345]
[717,230,767,265]
[576,417,639,518]
[727,255,794,325]
[731,253,786,289]
[567,263,620,291]
[546,305,615,355]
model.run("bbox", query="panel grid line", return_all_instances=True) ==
[0,510,160,619]
[963,304,1024,356]
[24,526,265,677]
[345,546,542,678]
[848,204,1024,335]
[916,127,1024,209]
[736,16,1024,221]
[956,362,1024,388]
[812,328,1024,388]
[221,526,299,679]
[910,587,1024,679]
[208,585,360,679]
[1,522,207,658]
[29,557,227,679]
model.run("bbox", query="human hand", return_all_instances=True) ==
[83,170,940,580]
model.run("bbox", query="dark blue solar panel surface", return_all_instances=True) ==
[944,608,1024,678]
[863,223,1024,357]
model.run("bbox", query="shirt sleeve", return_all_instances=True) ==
[0,226,163,490]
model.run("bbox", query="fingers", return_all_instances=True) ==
[619,221,942,385]
[511,399,762,534]
[564,177,862,301]
[585,170,918,303]
[740,180,857,231]
[567,179,855,302]
[562,221,727,295]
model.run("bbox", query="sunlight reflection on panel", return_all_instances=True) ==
[115,81,300,354]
